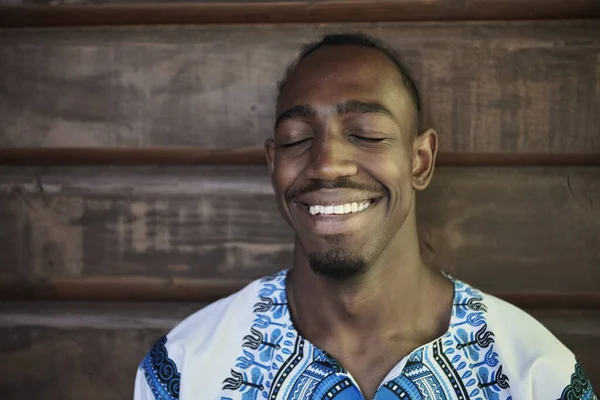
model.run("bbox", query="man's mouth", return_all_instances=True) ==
[306,200,375,216]
[292,195,383,235]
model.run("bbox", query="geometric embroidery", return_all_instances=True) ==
[141,336,181,400]
[221,271,514,399]
[134,268,600,400]
[559,361,597,400]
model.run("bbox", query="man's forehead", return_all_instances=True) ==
[284,46,398,88]
[276,46,410,117]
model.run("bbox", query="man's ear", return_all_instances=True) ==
[265,138,275,176]
[412,128,438,191]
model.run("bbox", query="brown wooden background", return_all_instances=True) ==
[1,1,599,398]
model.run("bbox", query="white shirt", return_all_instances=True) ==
[134,270,596,400]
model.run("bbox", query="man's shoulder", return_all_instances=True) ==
[136,273,281,398]
[451,279,570,363]
[140,269,289,357]
[479,288,569,355]
[163,275,267,350]
[458,280,596,397]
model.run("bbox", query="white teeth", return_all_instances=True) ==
[307,201,373,215]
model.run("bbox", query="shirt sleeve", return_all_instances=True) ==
[134,365,155,400]
[551,360,597,400]
[133,335,182,400]
[531,357,597,399]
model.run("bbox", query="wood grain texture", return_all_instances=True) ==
[0,326,161,400]
[2,276,600,307]
[2,0,600,27]
[1,21,599,153]
[0,301,202,329]
[0,166,598,297]
[0,147,269,165]
[0,303,598,399]
[2,148,600,166]
[0,276,251,303]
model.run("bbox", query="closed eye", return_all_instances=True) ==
[351,135,385,143]
[280,137,312,148]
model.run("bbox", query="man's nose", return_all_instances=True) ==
[307,135,359,182]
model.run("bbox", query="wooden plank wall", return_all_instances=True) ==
[0,1,599,398]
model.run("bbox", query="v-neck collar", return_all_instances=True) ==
[224,269,510,399]
[277,269,462,395]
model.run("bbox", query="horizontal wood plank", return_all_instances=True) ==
[0,301,202,329]
[0,304,598,399]
[0,147,268,166]
[1,0,600,27]
[2,148,600,166]
[2,276,600,307]
[0,166,598,298]
[1,21,599,153]
[0,276,250,303]
[0,325,162,400]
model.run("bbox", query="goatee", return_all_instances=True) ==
[307,250,368,281]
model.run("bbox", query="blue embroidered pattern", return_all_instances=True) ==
[559,361,596,400]
[375,281,511,400]
[221,271,513,399]
[141,336,181,400]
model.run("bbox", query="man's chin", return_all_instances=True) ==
[307,250,369,281]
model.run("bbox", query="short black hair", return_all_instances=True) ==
[277,32,421,129]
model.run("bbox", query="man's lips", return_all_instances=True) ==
[288,190,384,236]
[289,196,382,235]
[291,196,383,217]
[292,189,383,208]
[294,198,381,215]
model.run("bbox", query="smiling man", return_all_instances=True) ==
[134,33,596,400]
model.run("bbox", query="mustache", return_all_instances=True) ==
[286,178,384,201]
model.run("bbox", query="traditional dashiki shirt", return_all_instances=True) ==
[134,270,596,400]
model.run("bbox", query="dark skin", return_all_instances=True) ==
[265,45,454,399]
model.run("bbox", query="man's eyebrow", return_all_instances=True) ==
[274,100,395,129]
[336,100,394,119]
[274,105,316,129]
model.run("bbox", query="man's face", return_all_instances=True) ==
[267,45,422,280]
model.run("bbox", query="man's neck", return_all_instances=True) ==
[287,252,451,345]
[285,236,454,398]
